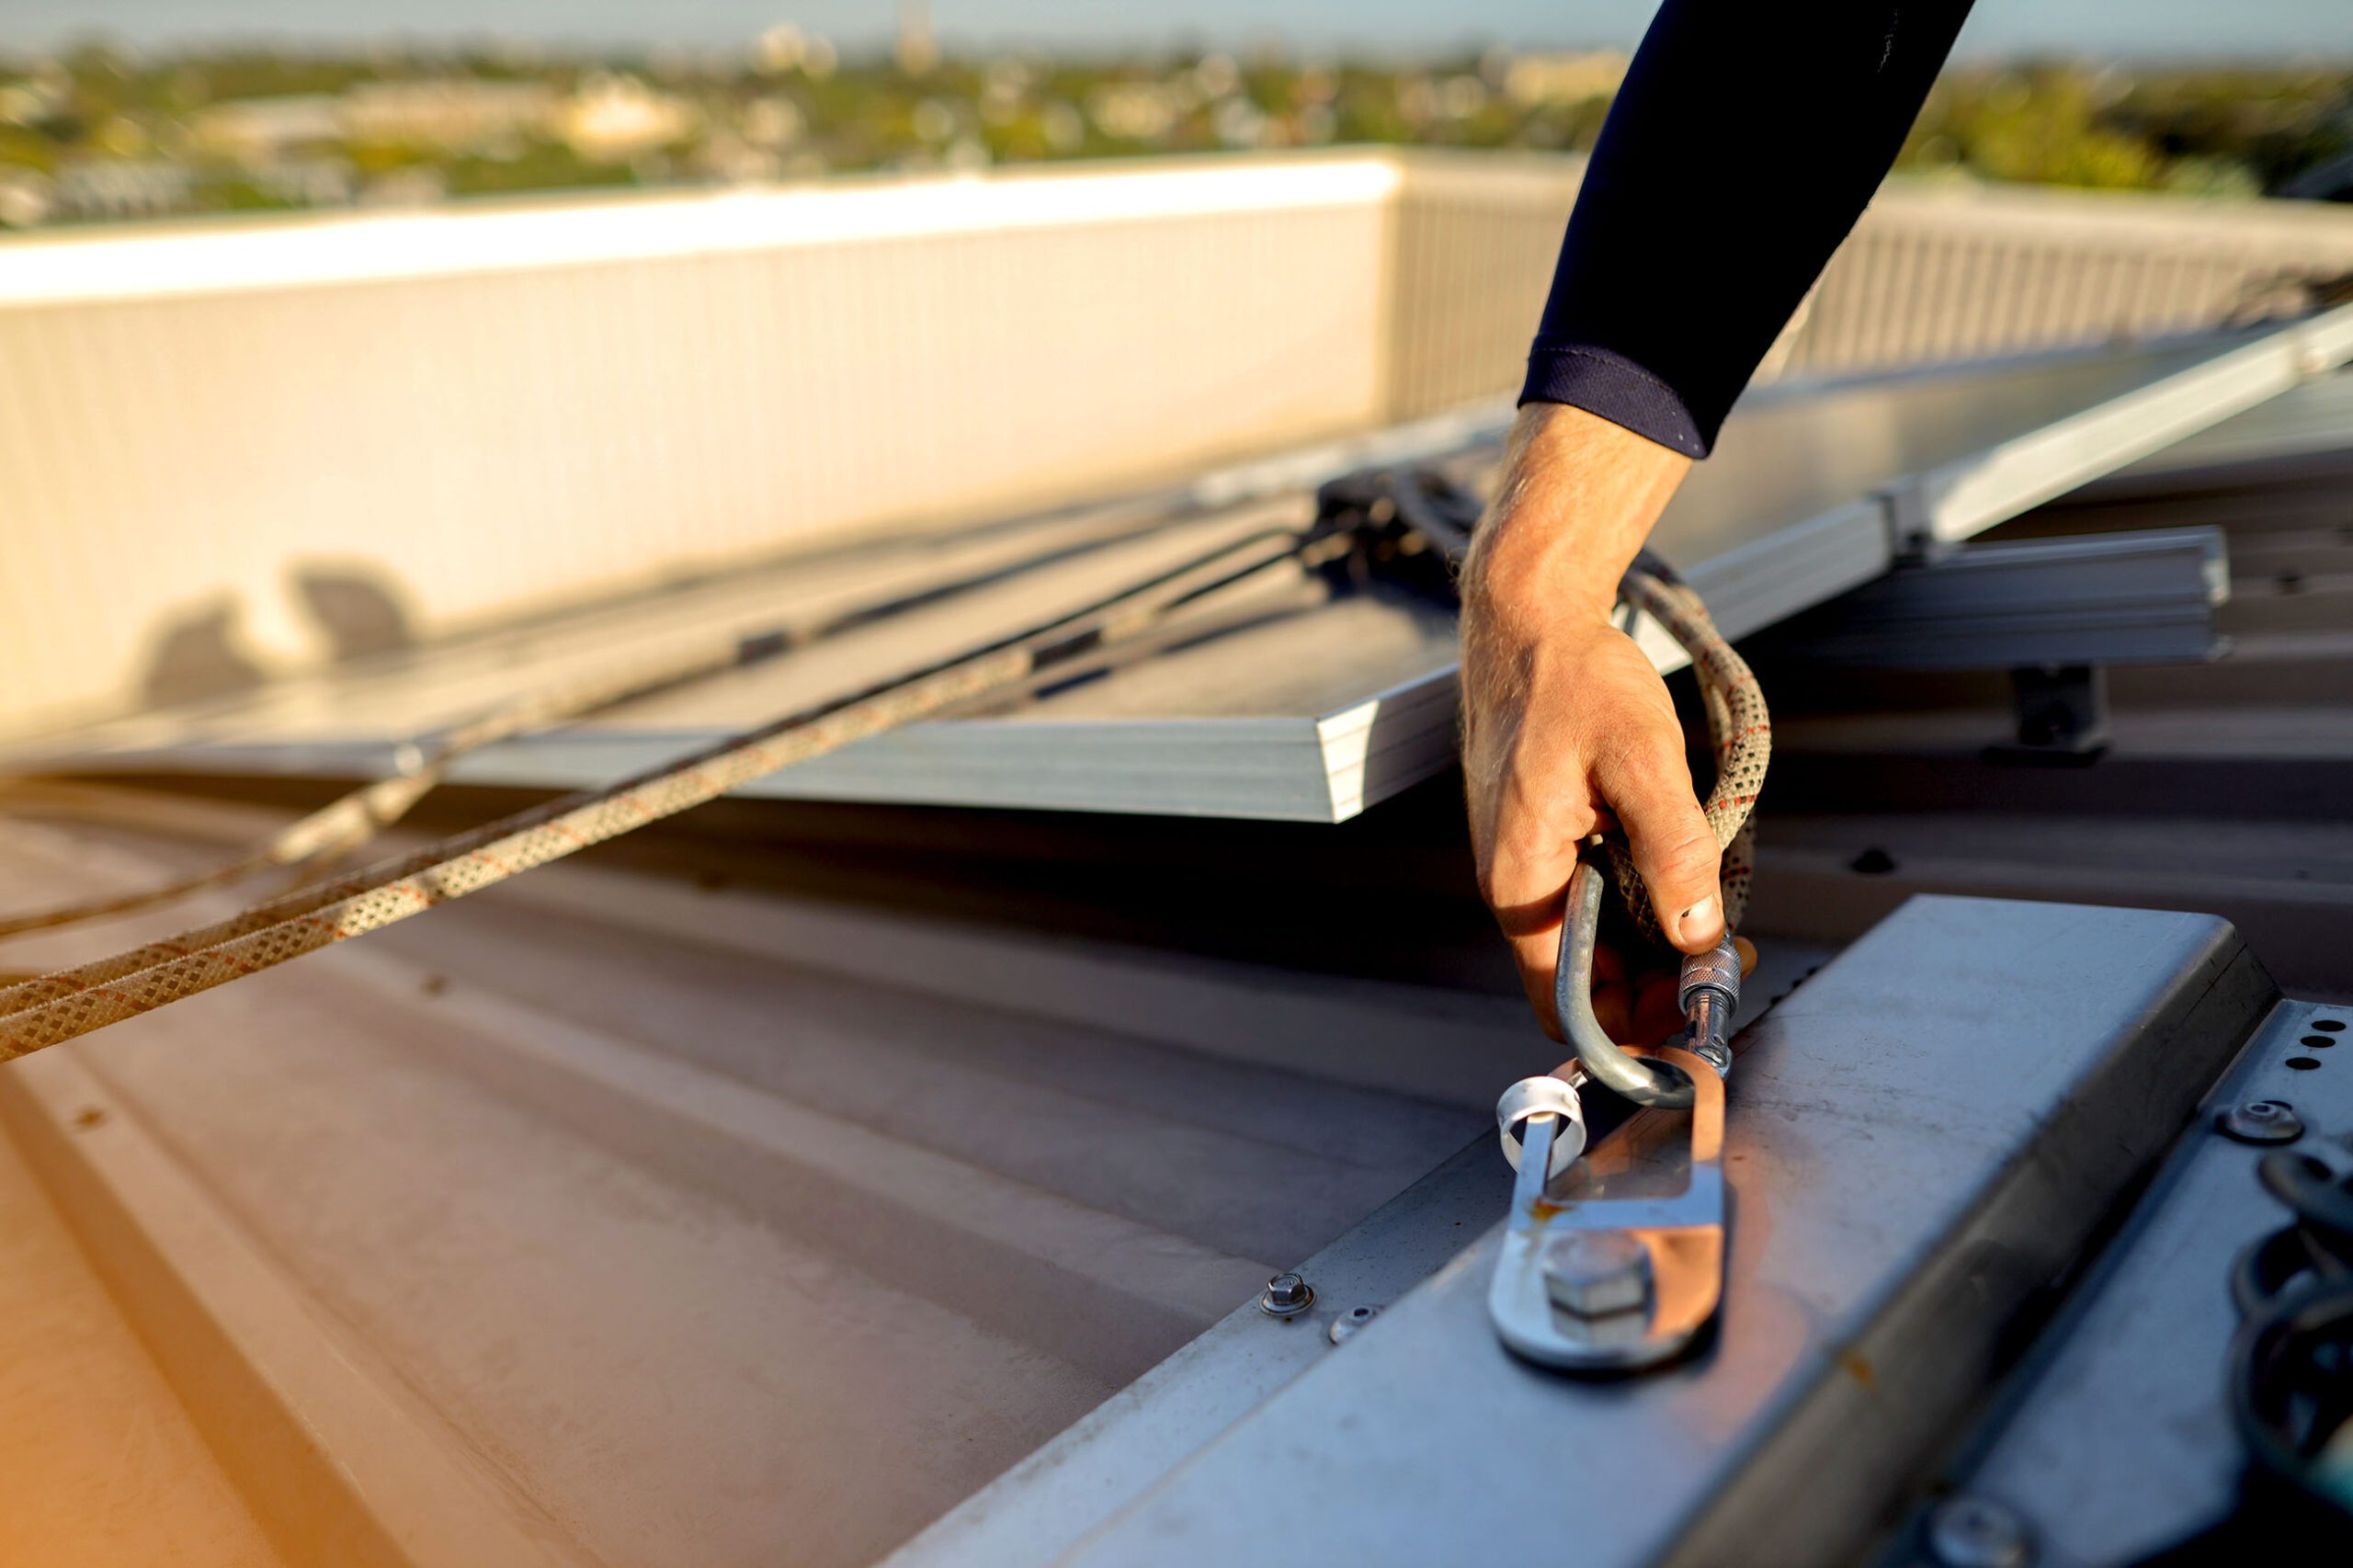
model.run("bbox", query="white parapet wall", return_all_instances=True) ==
[0,156,1401,739]
[4,149,2350,741]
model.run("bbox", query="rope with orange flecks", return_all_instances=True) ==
[1606,565,1768,945]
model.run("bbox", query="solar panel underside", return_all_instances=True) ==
[17,309,2352,821]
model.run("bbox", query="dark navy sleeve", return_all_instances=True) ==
[1521,1,1974,457]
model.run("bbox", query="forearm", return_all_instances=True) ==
[1465,405,1689,634]
[1524,0,1975,457]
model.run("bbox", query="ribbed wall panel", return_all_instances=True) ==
[1384,154,1584,422]
[1381,158,2353,415]
[0,162,1393,736]
[5,152,2350,740]
[1786,185,2353,376]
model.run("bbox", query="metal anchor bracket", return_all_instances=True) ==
[1488,1043,1727,1372]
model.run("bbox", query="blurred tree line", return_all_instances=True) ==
[1899,63,2353,197]
[1,41,2348,228]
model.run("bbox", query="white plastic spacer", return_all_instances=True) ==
[1495,1074,1587,1180]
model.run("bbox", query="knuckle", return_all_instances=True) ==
[1652,830,1721,886]
[1479,840,1551,909]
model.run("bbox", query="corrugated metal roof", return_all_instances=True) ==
[0,784,1575,1565]
[0,349,2347,1567]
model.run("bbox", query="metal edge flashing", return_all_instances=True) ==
[1662,909,2279,1568]
[1916,996,2353,1564]
[1041,897,2281,1568]
[887,935,1826,1568]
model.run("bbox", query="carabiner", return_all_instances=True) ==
[1554,851,1693,1109]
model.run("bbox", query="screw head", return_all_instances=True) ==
[1258,1273,1314,1318]
[1540,1230,1652,1318]
[2219,1100,2304,1144]
[1926,1495,2032,1568]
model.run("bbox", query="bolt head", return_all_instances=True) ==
[1259,1273,1314,1318]
[1926,1495,2032,1568]
[2219,1100,2303,1144]
[1540,1230,1652,1318]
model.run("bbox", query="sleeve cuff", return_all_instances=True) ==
[1518,343,1711,460]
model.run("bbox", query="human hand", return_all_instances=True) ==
[1461,404,1724,1040]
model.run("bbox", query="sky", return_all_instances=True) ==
[2,0,2347,61]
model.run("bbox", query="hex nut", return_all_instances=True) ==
[1258,1273,1314,1318]
[1926,1495,2032,1568]
[1540,1230,1652,1318]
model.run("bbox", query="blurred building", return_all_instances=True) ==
[555,74,699,161]
[1500,50,1631,107]
[339,79,559,153]
[48,157,193,222]
[194,81,562,165]
[189,95,346,164]
[896,0,939,77]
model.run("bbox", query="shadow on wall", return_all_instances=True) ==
[290,566,416,664]
[137,565,420,711]
[140,598,267,709]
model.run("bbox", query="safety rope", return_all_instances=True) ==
[0,498,1232,941]
[1608,564,1768,943]
[0,644,745,939]
[0,464,1768,1064]
[0,524,1329,1062]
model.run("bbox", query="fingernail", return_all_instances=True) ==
[1675,895,1721,944]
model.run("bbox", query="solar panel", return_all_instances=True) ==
[17,308,2351,822]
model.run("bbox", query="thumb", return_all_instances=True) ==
[1595,729,1723,954]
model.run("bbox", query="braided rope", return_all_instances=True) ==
[1602,568,1769,944]
[0,501,1207,942]
[0,478,1766,1060]
[0,528,1314,1062]
[0,642,738,939]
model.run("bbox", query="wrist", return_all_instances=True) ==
[1466,511,1622,630]
[1468,402,1691,629]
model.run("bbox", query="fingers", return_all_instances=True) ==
[1505,909,1620,1044]
[1475,741,1604,1042]
[1493,846,1585,1043]
[1511,949,1564,1043]
[1593,724,1723,954]
[1514,942,1641,1048]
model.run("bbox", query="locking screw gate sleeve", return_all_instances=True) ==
[1679,937,1742,1077]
